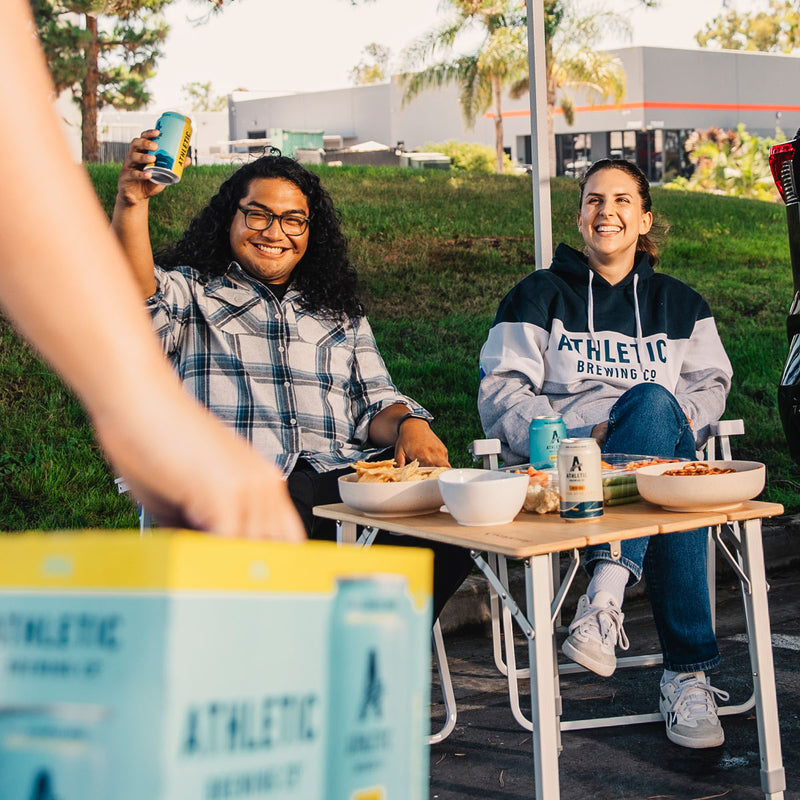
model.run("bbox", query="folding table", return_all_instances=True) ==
[313,499,786,800]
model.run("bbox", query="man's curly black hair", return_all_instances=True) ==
[155,155,364,320]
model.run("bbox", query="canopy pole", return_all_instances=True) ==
[525,0,554,270]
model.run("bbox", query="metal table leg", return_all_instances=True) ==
[739,518,786,800]
[429,619,457,744]
[526,553,562,799]
[472,550,562,799]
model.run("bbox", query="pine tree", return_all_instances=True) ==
[32,0,172,162]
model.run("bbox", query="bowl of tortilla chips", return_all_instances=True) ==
[338,459,448,517]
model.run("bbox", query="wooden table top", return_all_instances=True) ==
[312,500,785,558]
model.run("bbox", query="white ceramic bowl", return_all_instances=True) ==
[438,468,529,526]
[635,460,765,512]
[338,470,443,517]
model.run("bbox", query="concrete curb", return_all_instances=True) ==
[439,513,800,636]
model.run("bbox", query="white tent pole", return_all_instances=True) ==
[525,0,554,270]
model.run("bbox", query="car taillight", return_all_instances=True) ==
[770,137,799,205]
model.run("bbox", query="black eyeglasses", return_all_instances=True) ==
[237,206,311,236]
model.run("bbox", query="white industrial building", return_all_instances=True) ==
[228,46,800,180]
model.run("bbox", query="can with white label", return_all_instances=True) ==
[144,112,192,185]
[558,437,603,521]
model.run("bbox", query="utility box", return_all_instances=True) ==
[269,129,324,159]
[400,152,451,171]
[0,532,432,800]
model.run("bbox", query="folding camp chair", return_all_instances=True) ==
[468,419,754,733]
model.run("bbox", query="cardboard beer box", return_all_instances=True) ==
[0,532,432,800]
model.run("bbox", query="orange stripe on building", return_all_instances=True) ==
[485,101,800,119]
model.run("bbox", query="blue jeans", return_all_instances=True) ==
[584,383,720,672]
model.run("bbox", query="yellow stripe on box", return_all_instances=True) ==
[0,532,432,608]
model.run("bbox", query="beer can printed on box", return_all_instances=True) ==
[0,704,110,800]
[528,415,567,469]
[558,437,603,521]
[325,574,413,800]
[145,112,192,185]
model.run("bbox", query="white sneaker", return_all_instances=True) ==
[561,591,629,677]
[660,671,730,749]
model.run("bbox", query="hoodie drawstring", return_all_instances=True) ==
[587,270,597,345]
[632,273,645,372]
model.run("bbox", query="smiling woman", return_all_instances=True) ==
[478,157,737,749]
[577,167,653,285]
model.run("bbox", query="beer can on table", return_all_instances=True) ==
[145,112,192,185]
[326,574,416,800]
[528,415,567,469]
[558,437,603,522]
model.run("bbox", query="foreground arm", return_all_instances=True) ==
[0,0,304,542]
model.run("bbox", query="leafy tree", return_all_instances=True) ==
[663,124,783,202]
[350,43,392,85]
[181,80,227,112]
[400,0,529,174]
[32,0,230,163]
[422,139,514,173]
[695,0,800,53]
[32,1,170,162]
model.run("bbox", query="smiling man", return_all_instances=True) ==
[112,135,472,619]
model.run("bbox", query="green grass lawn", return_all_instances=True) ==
[1,163,797,530]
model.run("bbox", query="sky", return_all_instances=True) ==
[147,0,741,113]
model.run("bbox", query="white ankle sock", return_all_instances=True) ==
[587,561,630,608]
[662,668,705,686]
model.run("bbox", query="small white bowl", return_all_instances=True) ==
[438,468,529,526]
[338,470,443,517]
[635,460,765,512]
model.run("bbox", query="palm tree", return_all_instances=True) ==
[401,0,656,176]
[400,0,529,174]
[510,1,631,176]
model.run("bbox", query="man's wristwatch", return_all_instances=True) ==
[396,412,430,436]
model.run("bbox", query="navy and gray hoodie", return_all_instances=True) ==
[478,243,733,464]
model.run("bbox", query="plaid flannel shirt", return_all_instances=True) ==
[146,262,429,474]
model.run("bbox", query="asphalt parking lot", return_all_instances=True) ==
[428,560,800,800]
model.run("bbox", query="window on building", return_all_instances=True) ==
[556,133,592,177]
[608,130,637,162]
[247,130,267,154]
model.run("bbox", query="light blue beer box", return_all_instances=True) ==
[0,532,432,800]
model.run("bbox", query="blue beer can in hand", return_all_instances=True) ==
[145,112,193,185]
[528,415,567,469]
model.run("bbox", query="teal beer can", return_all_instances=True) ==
[528,415,567,469]
[326,575,413,800]
[145,112,192,185]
